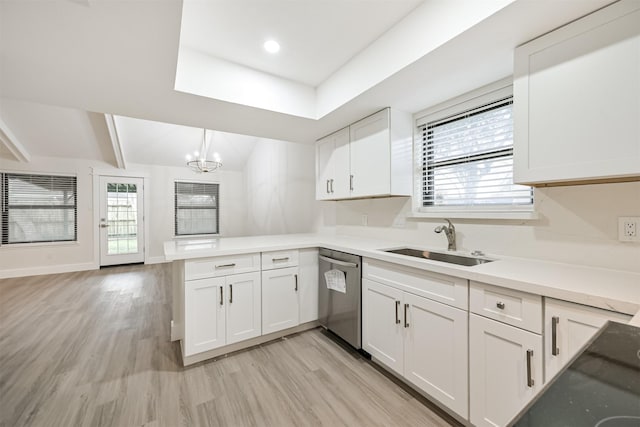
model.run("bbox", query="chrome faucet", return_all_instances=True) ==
[434,219,456,251]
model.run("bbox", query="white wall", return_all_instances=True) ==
[0,137,322,278]
[0,156,248,278]
[330,182,640,273]
[244,139,320,235]
[127,162,247,262]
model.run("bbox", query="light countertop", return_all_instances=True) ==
[164,233,640,318]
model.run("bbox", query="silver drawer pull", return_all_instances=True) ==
[395,300,400,324]
[215,263,236,268]
[272,257,290,262]
[496,302,505,310]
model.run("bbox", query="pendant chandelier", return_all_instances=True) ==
[186,129,222,173]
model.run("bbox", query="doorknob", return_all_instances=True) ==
[99,224,109,228]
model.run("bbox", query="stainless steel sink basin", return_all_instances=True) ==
[382,248,494,266]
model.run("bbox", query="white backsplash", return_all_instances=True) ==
[323,182,640,273]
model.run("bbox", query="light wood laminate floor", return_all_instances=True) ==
[0,264,457,427]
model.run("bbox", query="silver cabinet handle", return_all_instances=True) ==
[272,257,289,262]
[326,179,330,194]
[219,287,223,306]
[395,300,400,324]
[294,274,298,291]
[350,174,354,191]
[229,284,233,304]
[330,179,334,193]
[404,304,409,328]
[551,316,560,356]
[319,255,358,268]
[496,302,505,310]
[215,263,236,269]
[526,349,534,387]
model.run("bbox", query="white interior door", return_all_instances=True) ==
[99,176,144,266]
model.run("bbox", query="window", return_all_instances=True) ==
[174,182,219,236]
[1,173,77,244]
[417,89,532,210]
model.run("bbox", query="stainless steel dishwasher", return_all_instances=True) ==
[318,248,362,349]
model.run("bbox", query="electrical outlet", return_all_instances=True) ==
[362,214,368,226]
[618,217,640,242]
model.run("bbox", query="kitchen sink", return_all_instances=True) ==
[382,248,494,266]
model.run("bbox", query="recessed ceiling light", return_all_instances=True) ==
[264,40,280,54]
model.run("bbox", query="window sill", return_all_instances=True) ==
[408,210,538,221]
[0,241,79,249]
[173,234,220,240]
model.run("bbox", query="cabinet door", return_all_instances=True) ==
[262,267,300,334]
[225,272,261,345]
[362,278,404,375]
[514,2,640,184]
[349,109,391,197]
[316,127,350,200]
[470,314,542,427]
[331,127,350,199]
[544,298,631,382]
[298,248,319,324]
[404,293,469,419]
[184,277,226,356]
[316,134,335,200]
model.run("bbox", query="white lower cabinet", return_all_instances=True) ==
[185,277,226,356]
[225,272,262,345]
[363,278,405,375]
[469,314,543,427]
[262,266,300,334]
[403,292,468,418]
[297,248,319,324]
[363,278,469,419]
[544,298,631,382]
[184,272,261,357]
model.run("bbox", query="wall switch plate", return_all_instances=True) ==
[618,217,640,242]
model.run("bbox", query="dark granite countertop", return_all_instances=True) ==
[511,321,640,427]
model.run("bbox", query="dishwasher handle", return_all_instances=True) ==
[319,255,359,269]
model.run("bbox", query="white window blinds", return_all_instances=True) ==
[419,96,533,207]
[174,182,219,236]
[1,173,78,244]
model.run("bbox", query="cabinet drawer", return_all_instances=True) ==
[470,281,542,333]
[363,259,468,310]
[185,253,260,280]
[261,250,299,270]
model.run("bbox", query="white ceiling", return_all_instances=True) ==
[0,98,115,163]
[180,0,422,87]
[0,0,615,166]
[114,116,258,170]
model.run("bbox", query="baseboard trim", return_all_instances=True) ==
[0,262,97,279]
[182,321,320,366]
[146,256,168,265]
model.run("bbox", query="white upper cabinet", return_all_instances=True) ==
[316,127,350,200]
[315,108,412,200]
[513,0,640,185]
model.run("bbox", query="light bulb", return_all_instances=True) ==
[264,40,280,53]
